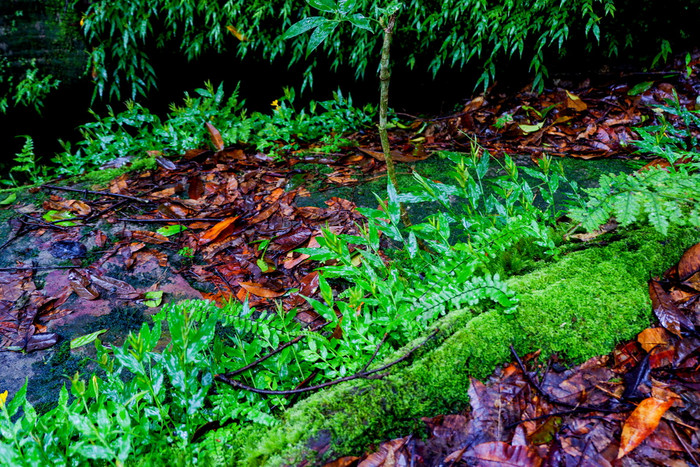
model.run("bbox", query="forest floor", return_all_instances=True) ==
[0,52,699,464]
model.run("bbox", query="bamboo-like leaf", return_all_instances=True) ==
[307,21,339,54]
[70,329,108,349]
[281,16,327,40]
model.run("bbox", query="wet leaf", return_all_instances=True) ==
[206,122,225,151]
[48,241,87,259]
[677,242,700,281]
[238,281,285,298]
[70,329,107,349]
[637,327,671,352]
[200,216,240,245]
[628,81,654,96]
[649,280,694,336]
[88,273,139,299]
[359,437,409,467]
[143,290,163,307]
[0,193,16,205]
[42,210,77,226]
[156,224,187,237]
[565,90,588,111]
[617,396,674,459]
[25,332,58,352]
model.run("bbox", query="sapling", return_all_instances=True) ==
[283,1,408,223]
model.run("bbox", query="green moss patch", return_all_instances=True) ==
[218,227,699,466]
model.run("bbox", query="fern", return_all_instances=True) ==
[569,164,700,235]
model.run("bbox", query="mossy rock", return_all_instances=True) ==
[213,226,699,466]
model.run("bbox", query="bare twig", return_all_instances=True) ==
[216,329,438,396]
[42,184,152,204]
[116,217,224,223]
[361,332,389,373]
[220,320,331,378]
[669,420,700,466]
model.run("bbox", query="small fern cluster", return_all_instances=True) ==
[569,164,700,235]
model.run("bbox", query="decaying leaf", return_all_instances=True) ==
[617,396,674,459]
[238,281,285,298]
[206,122,225,151]
[649,280,695,336]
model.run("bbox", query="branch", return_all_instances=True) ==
[219,320,331,378]
[116,217,224,223]
[42,184,152,204]
[215,329,438,396]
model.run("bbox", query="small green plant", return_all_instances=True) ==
[0,59,60,114]
[177,246,194,258]
[2,136,50,187]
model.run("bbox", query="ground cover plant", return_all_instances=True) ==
[0,44,699,467]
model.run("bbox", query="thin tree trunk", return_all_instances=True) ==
[379,12,411,226]
[379,12,399,190]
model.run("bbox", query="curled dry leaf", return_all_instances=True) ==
[617,396,674,459]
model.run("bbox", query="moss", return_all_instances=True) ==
[218,226,699,466]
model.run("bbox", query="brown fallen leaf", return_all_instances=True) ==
[68,269,100,300]
[238,281,285,298]
[677,242,700,281]
[206,122,225,151]
[637,327,672,352]
[617,396,674,459]
[466,441,541,466]
[199,216,241,246]
[357,146,430,163]
[649,280,695,336]
[358,436,410,467]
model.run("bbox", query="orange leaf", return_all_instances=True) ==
[205,122,225,151]
[226,25,248,42]
[617,396,674,459]
[238,281,285,298]
[637,327,671,352]
[199,216,240,245]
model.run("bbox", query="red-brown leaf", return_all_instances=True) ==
[677,242,700,281]
[199,216,240,245]
[206,122,225,151]
[649,280,694,336]
[617,396,674,459]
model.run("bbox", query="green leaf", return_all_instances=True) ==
[338,0,358,14]
[282,16,327,40]
[143,290,163,307]
[156,224,187,236]
[42,210,77,226]
[518,121,545,134]
[628,81,654,96]
[347,13,373,32]
[308,21,339,54]
[0,193,16,205]
[70,329,108,349]
[308,0,338,12]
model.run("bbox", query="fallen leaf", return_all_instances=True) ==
[206,122,225,151]
[199,216,240,246]
[565,90,588,111]
[677,242,700,281]
[637,327,672,352]
[238,282,285,298]
[617,396,674,459]
[466,442,541,466]
[649,280,695,336]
